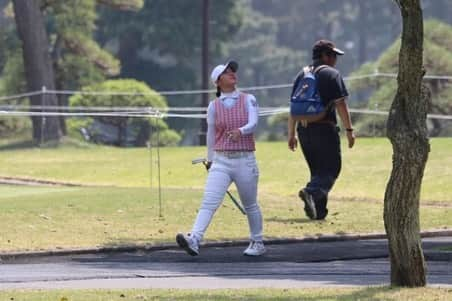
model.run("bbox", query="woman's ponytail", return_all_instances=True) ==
[216,86,221,97]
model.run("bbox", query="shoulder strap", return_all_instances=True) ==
[293,70,303,81]
[313,64,328,74]
[293,66,312,80]
[291,65,320,97]
[295,64,328,78]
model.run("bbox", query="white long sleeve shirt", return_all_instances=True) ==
[206,90,259,161]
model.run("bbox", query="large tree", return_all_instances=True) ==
[220,1,305,141]
[349,19,452,137]
[12,0,61,143]
[97,0,242,92]
[251,0,402,74]
[384,0,429,287]
[46,0,142,135]
[252,0,452,75]
[96,0,244,143]
[5,0,143,141]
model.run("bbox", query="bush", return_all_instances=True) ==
[150,128,181,146]
[69,79,181,146]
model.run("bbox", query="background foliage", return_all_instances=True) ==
[0,0,452,143]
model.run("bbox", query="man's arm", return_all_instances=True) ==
[335,98,355,148]
[287,115,298,151]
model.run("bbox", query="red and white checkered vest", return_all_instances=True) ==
[214,92,255,151]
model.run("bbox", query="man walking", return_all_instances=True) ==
[288,39,355,220]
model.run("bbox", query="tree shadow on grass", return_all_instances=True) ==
[139,286,405,301]
[0,137,92,151]
[0,139,37,151]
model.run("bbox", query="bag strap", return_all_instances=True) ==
[291,65,328,97]
[313,64,328,74]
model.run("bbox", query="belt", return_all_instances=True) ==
[215,151,253,158]
[310,119,335,126]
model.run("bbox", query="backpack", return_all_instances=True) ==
[290,65,328,122]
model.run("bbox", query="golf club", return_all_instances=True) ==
[191,158,246,215]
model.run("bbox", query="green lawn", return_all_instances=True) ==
[0,138,450,201]
[0,185,450,252]
[0,138,450,252]
[1,287,451,301]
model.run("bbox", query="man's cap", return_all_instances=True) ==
[312,40,345,58]
[210,61,238,86]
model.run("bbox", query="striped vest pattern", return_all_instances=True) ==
[214,92,255,151]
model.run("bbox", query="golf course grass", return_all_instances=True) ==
[0,138,450,252]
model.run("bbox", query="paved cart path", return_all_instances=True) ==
[1,237,451,289]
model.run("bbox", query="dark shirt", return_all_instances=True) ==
[313,63,349,124]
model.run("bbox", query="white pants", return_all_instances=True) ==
[191,152,263,242]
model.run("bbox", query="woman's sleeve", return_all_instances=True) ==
[239,94,259,135]
[206,101,215,161]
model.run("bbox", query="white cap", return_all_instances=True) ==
[210,61,238,86]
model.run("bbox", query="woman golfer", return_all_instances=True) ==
[176,60,265,256]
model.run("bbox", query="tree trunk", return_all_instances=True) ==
[117,30,141,77]
[384,0,429,287]
[118,118,128,147]
[357,0,367,66]
[199,0,210,146]
[13,0,62,144]
[52,35,67,136]
[57,95,68,136]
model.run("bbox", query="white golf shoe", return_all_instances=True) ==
[176,233,199,256]
[243,240,266,256]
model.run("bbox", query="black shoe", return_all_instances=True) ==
[316,208,328,220]
[315,196,328,220]
[298,189,317,220]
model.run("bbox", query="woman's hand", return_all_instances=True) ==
[227,129,242,142]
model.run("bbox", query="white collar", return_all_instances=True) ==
[219,89,239,100]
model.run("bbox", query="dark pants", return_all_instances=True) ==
[297,123,341,217]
